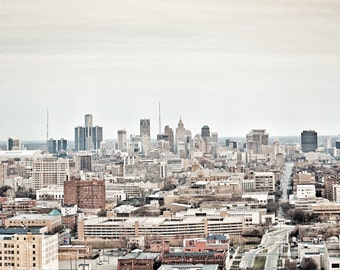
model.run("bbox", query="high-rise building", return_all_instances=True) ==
[175,118,191,155]
[0,163,7,187]
[164,125,174,153]
[31,158,69,189]
[47,138,57,154]
[201,125,211,142]
[74,114,103,151]
[92,126,103,150]
[7,137,13,151]
[85,114,93,150]
[140,119,151,137]
[7,138,21,151]
[0,230,58,269]
[301,130,318,153]
[211,132,218,144]
[118,129,127,152]
[64,178,106,209]
[246,129,269,154]
[75,154,92,172]
[57,138,67,152]
[75,126,85,151]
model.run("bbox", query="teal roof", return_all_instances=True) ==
[49,209,61,216]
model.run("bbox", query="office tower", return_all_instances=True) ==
[0,163,7,186]
[164,125,174,152]
[74,114,103,151]
[57,138,67,152]
[31,158,70,189]
[201,125,210,141]
[7,138,21,151]
[211,132,218,144]
[92,125,103,150]
[0,231,58,269]
[301,130,318,152]
[75,154,92,172]
[175,118,191,156]
[47,138,57,154]
[85,114,93,150]
[7,137,13,150]
[140,119,151,137]
[254,172,275,192]
[64,178,106,209]
[75,126,85,151]
[246,129,269,154]
[118,129,127,152]
[324,176,340,201]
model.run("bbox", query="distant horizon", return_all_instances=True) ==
[1,134,339,144]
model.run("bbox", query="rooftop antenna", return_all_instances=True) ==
[46,107,49,152]
[158,101,161,134]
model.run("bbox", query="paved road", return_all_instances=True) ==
[263,226,293,270]
[281,162,294,202]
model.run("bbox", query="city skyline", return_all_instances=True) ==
[1,0,340,140]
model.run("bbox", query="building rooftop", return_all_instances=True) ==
[120,252,160,260]
[158,265,219,270]
[8,213,60,220]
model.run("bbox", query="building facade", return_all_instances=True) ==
[140,119,151,137]
[118,129,127,152]
[64,178,106,209]
[74,114,103,151]
[0,232,58,270]
[31,158,69,190]
[301,130,318,153]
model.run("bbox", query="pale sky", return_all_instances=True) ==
[1,0,340,140]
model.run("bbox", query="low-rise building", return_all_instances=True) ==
[5,213,62,233]
[36,185,64,200]
[0,231,58,270]
[118,252,161,270]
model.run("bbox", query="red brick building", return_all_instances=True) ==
[64,178,105,209]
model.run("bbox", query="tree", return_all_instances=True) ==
[284,259,297,270]
[300,258,317,270]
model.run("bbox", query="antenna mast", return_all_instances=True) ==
[46,107,49,151]
[158,101,161,134]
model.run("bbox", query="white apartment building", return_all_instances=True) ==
[31,158,69,189]
[0,232,58,270]
[61,204,78,217]
[297,184,316,199]
[36,185,64,200]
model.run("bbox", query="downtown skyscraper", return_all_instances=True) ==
[75,114,103,151]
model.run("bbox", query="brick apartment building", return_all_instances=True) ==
[64,178,105,209]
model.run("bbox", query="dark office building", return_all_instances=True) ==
[48,138,57,154]
[79,155,92,172]
[74,115,103,151]
[164,125,174,153]
[201,125,210,142]
[92,126,103,150]
[57,138,67,152]
[140,119,151,137]
[75,126,85,151]
[7,138,13,151]
[301,130,318,152]
[336,141,340,150]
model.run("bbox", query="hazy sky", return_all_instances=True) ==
[1,0,340,141]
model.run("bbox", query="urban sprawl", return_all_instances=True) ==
[1,114,340,270]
